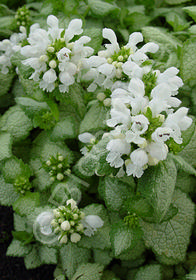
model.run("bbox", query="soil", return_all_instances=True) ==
[0,206,55,280]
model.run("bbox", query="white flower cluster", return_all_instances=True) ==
[21,15,93,93]
[0,26,26,74]
[83,28,159,91]
[43,153,70,182]
[104,67,192,178]
[51,199,103,244]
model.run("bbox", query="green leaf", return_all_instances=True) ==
[13,213,27,232]
[30,158,51,191]
[138,157,177,223]
[11,52,33,79]
[54,84,86,119]
[183,6,196,22]
[12,231,34,245]
[0,132,12,161]
[50,116,78,141]
[169,154,196,176]
[165,0,191,4]
[0,16,14,30]
[83,20,103,53]
[88,0,120,17]
[0,72,15,96]
[166,12,190,32]
[6,239,31,257]
[80,102,109,134]
[93,249,112,266]
[24,246,42,269]
[142,26,181,50]
[179,126,196,167]
[110,221,143,257]
[16,97,50,118]
[13,192,40,216]
[0,175,19,206]
[60,243,91,279]
[181,38,196,82]
[31,131,74,164]
[134,264,162,280]
[45,99,59,121]
[78,204,111,250]
[101,271,120,280]
[0,105,33,143]
[140,189,195,265]
[2,157,31,183]
[176,171,196,193]
[39,246,57,265]
[99,177,133,212]
[76,137,113,177]
[71,263,104,280]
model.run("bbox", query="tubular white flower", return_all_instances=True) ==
[78,133,95,144]
[66,199,77,210]
[82,215,104,237]
[130,148,148,167]
[65,19,83,42]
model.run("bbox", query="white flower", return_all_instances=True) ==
[78,133,95,143]
[106,137,131,168]
[106,100,131,127]
[66,199,77,210]
[21,15,93,93]
[126,115,149,145]
[82,215,104,237]
[130,148,148,167]
[126,160,144,178]
[151,127,173,143]
[147,142,168,161]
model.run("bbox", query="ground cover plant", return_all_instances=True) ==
[0,0,196,279]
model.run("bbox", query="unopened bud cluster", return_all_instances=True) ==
[43,153,70,182]
[124,212,139,228]
[51,199,85,244]
[14,175,31,194]
[15,6,30,27]
[97,89,112,107]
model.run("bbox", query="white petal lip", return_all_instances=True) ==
[84,215,104,229]
[47,15,59,29]
[128,77,145,97]
[59,71,75,85]
[147,142,168,161]
[127,32,143,50]
[130,148,148,167]
[102,28,119,48]
[78,133,95,143]
[139,42,159,54]
[43,69,57,83]
[65,19,83,42]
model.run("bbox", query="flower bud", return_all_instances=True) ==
[47,46,55,53]
[118,55,124,62]
[58,155,64,161]
[57,173,64,181]
[107,58,113,64]
[73,214,78,220]
[97,92,106,101]
[59,234,68,244]
[40,55,48,62]
[103,98,111,107]
[49,60,57,69]
[61,221,71,231]
[70,233,81,243]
